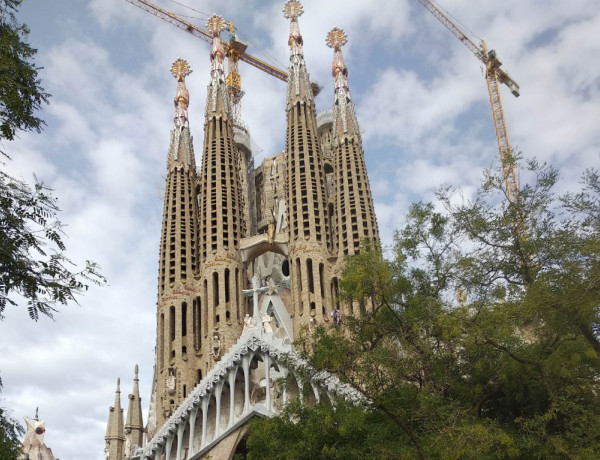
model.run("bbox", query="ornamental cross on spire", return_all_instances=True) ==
[171,58,192,124]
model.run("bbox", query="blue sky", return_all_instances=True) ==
[1,0,599,458]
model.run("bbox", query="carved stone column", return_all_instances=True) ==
[201,398,208,448]
[215,381,223,438]
[188,407,198,455]
[165,435,173,460]
[228,368,236,428]
[242,355,251,414]
[176,422,185,460]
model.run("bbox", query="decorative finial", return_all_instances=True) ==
[327,28,357,137]
[171,58,192,124]
[327,27,349,89]
[283,0,303,20]
[283,0,305,60]
[117,378,121,391]
[206,14,226,73]
[35,407,39,420]
[170,58,192,82]
[135,364,139,378]
[206,14,225,36]
[326,27,347,49]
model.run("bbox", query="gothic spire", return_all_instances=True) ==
[205,14,231,118]
[167,58,196,169]
[105,378,125,459]
[326,27,360,140]
[283,1,332,332]
[125,365,144,455]
[326,28,379,261]
[283,0,314,106]
[171,58,192,127]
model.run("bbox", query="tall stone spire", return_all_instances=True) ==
[283,1,332,335]
[197,13,246,376]
[283,0,314,106]
[105,378,125,459]
[124,365,144,456]
[326,28,379,300]
[154,59,201,431]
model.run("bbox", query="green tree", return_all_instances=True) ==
[0,0,105,321]
[0,0,48,147]
[246,159,600,459]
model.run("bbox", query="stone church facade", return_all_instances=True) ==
[105,2,378,459]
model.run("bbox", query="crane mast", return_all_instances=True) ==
[416,0,521,204]
[123,0,289,129]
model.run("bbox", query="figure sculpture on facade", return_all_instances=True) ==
[266,275,278,295]
[166,369,176,395]
[242,314,257,335]
[261,313,274,334]
[331,308,342,326]
[211,332,222,360]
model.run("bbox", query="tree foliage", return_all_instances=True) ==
[0,0,48,147]
[0,170,106,320]
[246,159,600,459]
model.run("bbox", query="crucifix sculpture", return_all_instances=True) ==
[242,275,269,334]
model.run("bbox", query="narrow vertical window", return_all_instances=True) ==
[225,269,230,303]
[319,263,325,298]
[307,259,314,294]
[159,313,165,368]
[213,272,219,307]
[170,306,175,341]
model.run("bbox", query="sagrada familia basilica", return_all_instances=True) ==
[104,1,379,458]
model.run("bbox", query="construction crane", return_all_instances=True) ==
[416,0,521,204]
[123,0,289,129]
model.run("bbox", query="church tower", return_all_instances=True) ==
[283,1,332,335]
[105,378,125,459]
[154,58,202,431]
[326,28,379,259]
[124,365,144,457]
[196,14,247,368]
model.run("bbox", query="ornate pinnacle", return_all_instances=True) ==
[171,58,192,125]
[326,28,349,90]
[327,28,357,137]
[326,27,347,49]
[282,0,303,20]
[206,14,226,73]
[283,1,304,58]
[170,58,192,82]
[206,14,225,36]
